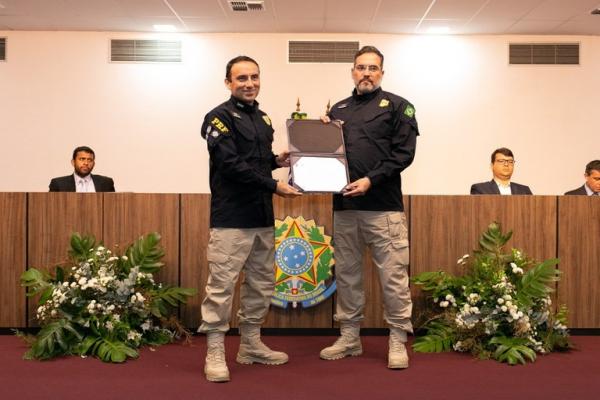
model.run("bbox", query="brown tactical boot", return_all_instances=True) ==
[236,324,289,365]
[388,327,409,369]
[320,322,362,360]
[204,332,230,382]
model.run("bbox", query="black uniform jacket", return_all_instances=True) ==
[202,96,279,228]
[328,87,419,212]
[470,180,532,195]
[49,174,115,192]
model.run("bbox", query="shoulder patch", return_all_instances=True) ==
[210,117,230,134]
[379,99,389,108]
[403,104,415,118]
[262,115,272,126]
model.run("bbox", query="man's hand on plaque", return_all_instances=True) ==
[343,177,371,197]
[275,181,302,198]
[275,151,291,168]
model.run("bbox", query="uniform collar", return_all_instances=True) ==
[352,87,382,102]
[229,96,258,113]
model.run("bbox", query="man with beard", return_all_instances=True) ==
[49,146,115,192]
[320,46,419,369]
[199,55,301,382]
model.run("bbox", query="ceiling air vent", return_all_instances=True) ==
[509,43,579,65]
[0,38,5,61]
[229,1,265,12]
[110,39,182,63]
[289,41,359,63]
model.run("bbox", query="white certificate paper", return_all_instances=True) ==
[293,156,348,192]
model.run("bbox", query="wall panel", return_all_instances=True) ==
[558,197,600,328]
[0,193,26,327]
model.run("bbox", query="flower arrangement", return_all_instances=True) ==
[412,222,571,365]
[19,232,196,363]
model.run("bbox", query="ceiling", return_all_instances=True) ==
[1,0,600,35]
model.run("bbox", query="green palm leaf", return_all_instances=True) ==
[413,320,454,353]
[490,336,536,365]
[26,319,82,360]
[516,258,560,307]
[150,286,196,318]
[126,232,165,273]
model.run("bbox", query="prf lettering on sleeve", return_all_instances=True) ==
[211,117,230,134]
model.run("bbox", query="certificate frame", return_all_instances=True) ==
[286,119,349,193]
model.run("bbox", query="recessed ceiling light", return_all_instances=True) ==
[427,26,451,35]
[153,24,177,32]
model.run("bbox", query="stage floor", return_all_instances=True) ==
[2,335,597,399]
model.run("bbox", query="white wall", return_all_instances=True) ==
[0,31,598,194]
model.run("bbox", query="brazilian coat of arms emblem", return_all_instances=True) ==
[272,216,336,308]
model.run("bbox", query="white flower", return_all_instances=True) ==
[141,320,151,331]
[440,301,449,308]
[78,277,87,286]
[501,305,508,312]
[105,321,114,331]
[497,298,505,304]
[503,294,512,301]
[121,255,128,261]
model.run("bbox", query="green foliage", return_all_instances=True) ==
[412,222,571,365]
[69,233,97,261]
[79,336,139,363]
[125,232,165,273]
[150,286,197,318]
[413,320,454,353]
[25,319,82,360]
[477,222,512,254]
[21,268,51,298]
[490,336,536,365]
[20,232,195,363]
[515,259,560,307]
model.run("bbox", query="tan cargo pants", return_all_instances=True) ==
[199,227,275,333]
[333,210,413,333]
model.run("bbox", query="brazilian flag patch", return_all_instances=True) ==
[403,104,415,118]
[379,99,389,108]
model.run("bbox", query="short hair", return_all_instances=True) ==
[354,45,384,68]
[72,146,95,160]
[585,160,600,175]
[225,55,259,81]
[491,147,514,163]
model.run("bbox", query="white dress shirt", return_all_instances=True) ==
[74,174,96,193]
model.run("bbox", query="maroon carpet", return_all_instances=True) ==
[1,335,597,400]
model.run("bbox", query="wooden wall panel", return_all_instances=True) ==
[557,197,600,328]
[410,195,557,325]
[0,193,26,327]
[103,194,179,286]
[27,193,103,327]
[265,194,334,328]
[180,194,211,328]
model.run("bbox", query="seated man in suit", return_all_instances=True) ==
[470,147,532,195]
[564,160,600,196]
[49,146,115,192]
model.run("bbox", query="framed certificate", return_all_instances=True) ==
[286,119,349,193]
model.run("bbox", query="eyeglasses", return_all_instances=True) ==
[495,159,515,165]
[354,64,381,73]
